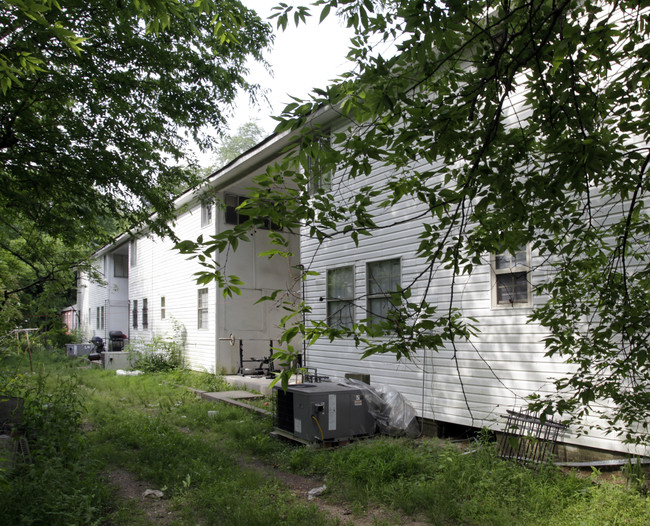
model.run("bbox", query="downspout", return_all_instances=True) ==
[214,201,221,373]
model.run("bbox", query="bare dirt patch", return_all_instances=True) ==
[240,456,431,526]
[107,467,176,525]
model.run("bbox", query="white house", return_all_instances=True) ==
[294,119,648,457]
[77,132,301,373]
[76,106,649,457]
[77,52,648,459]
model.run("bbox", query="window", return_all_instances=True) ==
[492,246,531,307]
[142,298,148,329]
[100,306,105,330]
[129,239,137,267]
[367,259,401,326]
[224,193,277,230]
[307,132,332,196]
[327,266,355,328]
[224,194,249,225]
[160,296,166,320]
[201,201,213,227]
[96,307,100,329]
[114,254,128,278]
[132,299,138,329]
[197,288,208,329]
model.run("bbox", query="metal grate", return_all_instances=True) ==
[497,409,566,464]
[274,389,294,433]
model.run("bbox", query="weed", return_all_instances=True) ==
[3,350,650,526]
[0,354,110,525]
[127,319,186,372]
[622,457,649,493]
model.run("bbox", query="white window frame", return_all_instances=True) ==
[491,245,532,308]
[160,296,166,320]
[201,201,213,227]
[326,266,355,329]
[129,239,137,267]
[366,258,401,327]
[197,288,209,329]
[307,132,332,196]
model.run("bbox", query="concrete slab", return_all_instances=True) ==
[199,391,271,416]
[202,390,262,401]
[223,374,301,396]
[224,375,274,396]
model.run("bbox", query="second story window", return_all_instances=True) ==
[307,132,332,196]
[201,201,213,227]
[224,194,249,225]
[129,239,137,267]
[114,254,128,278]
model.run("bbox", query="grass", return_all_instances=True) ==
[2,348,650,525]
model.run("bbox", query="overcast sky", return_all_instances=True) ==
[228,1,354,135]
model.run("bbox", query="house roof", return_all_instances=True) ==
[90,102,339,259]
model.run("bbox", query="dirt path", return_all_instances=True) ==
[107,468,176,525]
[107,459,431,526]
[239,456,431,526]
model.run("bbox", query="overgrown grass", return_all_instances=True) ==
[2,349,650,525]
[284,437,596,524]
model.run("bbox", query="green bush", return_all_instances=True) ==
[0,366,110,525]
[128,337,184,372]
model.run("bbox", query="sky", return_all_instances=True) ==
[226,1,355,136]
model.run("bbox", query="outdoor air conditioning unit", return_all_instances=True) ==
[274,382,376,444]
[65,344,92,357]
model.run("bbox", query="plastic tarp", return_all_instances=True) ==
[342,378,420,438]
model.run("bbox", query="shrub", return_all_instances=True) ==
[128,321,186,373]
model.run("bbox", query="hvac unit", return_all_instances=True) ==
[274,382,376,443]
[65,344,92,357]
